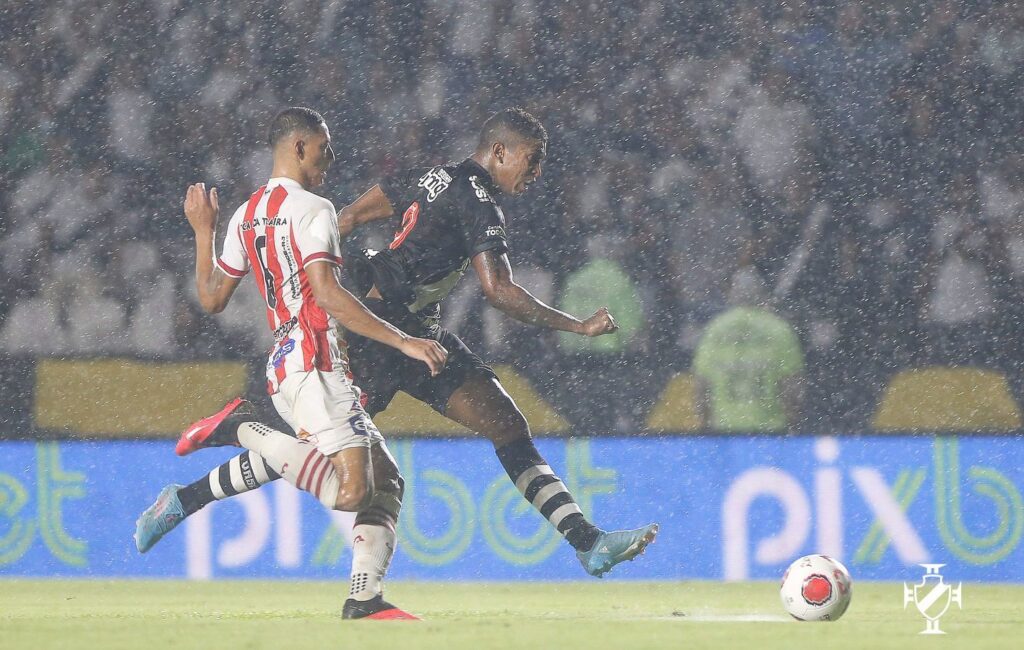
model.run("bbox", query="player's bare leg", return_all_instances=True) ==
[444,375,657,576]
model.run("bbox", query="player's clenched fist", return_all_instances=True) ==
[184,183,220,235]
[400,338,448,376]
[578,307,619,337]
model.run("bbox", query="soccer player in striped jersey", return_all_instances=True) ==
[137,108,657,590]
[136,107,446,620]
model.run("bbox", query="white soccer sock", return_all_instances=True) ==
[348,523,396,602]
[236,422,340,508]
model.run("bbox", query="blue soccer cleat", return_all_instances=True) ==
[577,523,659,578]
[134,484,186,553]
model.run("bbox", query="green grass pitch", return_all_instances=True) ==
[2,580,1021,650]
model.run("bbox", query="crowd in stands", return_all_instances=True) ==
[1,0,1022,432]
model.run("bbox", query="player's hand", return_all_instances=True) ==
[184,183,220,235]
[579,307,619,337]
[400,337,448,376]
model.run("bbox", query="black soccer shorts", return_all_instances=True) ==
[347,324,496,418]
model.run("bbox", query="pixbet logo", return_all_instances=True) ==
[903,564,962,634]
[721,437,1022,580]
[722,437,929,579]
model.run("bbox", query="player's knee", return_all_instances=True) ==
[490,409,530,446]
[334,483,374,512]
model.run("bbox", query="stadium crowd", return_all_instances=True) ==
[1,0,1022,432]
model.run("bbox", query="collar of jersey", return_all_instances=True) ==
[267,177,304,190]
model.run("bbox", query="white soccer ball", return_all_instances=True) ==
[779,554,853,621]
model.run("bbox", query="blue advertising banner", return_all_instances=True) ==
[1,436,1022,581]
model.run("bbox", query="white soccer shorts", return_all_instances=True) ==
[271,368,383,456]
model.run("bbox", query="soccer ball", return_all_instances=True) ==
[779,554,853,621]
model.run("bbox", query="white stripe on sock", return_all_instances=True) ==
[514,464,553,494]
[228,457,246,492]
[547,503,582,529]
[250,453,272,483]
[209,471,226,499]
[531,481,568,510]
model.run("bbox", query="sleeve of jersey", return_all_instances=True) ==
[295,205,344,269]
[216,207,250,278]
[465,200,510,257]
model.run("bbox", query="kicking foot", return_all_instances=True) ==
[342,595,420,621]
[576,523,659,578]
[175,398,252,456]
[134,484,186,553]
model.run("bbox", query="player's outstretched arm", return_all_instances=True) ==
[305,263,447,375]
[184,183,241,313]
[337,185,395,239]
[472,250,619,337]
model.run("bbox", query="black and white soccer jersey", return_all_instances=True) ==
[353,158,509,333]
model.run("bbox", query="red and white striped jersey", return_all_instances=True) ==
[217,177,347,394]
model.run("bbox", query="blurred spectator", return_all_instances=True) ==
[921,174,998,365]
[556,235,646,433]
[0,271,71,356]
[672,166,752,315]
[121,242,178,357]
[65,271,128,355]
[693,266,804,432]
[0,0,1020,431]
[106,57,155,167]
[733,64,814,200]
[557,235,645,355]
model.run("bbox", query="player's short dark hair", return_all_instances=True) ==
[477,107,548,151]
[267,107,326,147]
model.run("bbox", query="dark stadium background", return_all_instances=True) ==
[2,0,1022,439]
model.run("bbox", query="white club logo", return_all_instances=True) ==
[903,564,963,635]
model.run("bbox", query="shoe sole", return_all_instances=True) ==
[594,524,659,577]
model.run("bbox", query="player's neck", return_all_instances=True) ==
[269,164,309,190]
[469,151,494,176]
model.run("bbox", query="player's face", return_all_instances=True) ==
[300,124,335,188]
[497,139,545,195]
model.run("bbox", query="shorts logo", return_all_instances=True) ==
[271,339,296,368]
[348,410,377,436]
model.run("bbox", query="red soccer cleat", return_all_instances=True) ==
[364,608,421,621]
[175,398,250,456]
[342,596,420,621]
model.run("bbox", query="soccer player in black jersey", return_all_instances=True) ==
[136,108,657,612]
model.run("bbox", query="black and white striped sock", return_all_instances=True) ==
[176,450,281,515]
[495,438,600,552]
